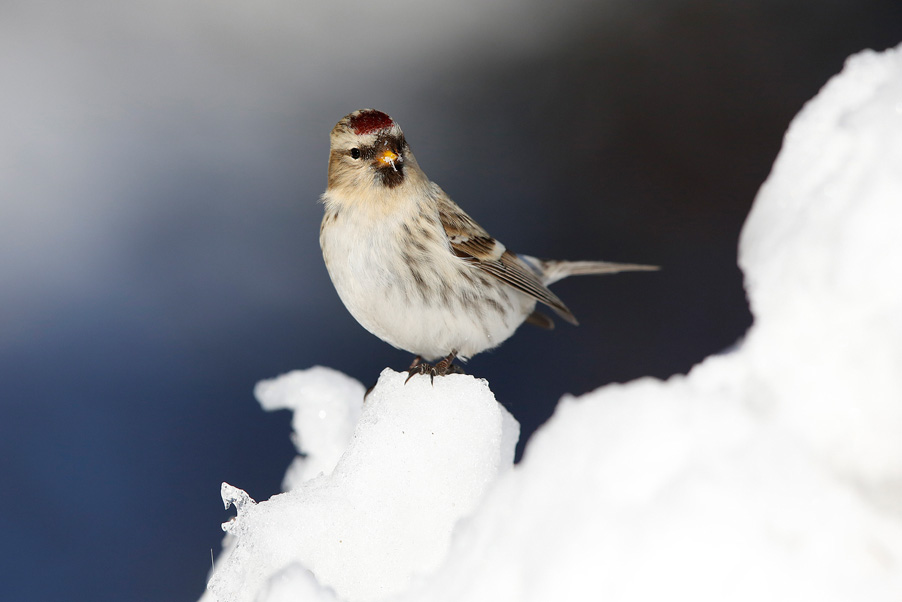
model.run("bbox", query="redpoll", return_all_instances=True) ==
[319,109,657,378]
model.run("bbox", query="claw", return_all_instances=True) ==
[404,351,462,384]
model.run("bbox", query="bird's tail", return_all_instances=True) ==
[519,255,659,286]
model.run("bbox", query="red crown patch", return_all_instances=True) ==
[349,110,394,135]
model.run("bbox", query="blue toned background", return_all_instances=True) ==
[2,1,900,599]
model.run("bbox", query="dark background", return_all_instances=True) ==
[2,1,900,600]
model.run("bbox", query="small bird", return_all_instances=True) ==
[319,109,657,379]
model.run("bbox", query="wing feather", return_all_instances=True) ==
[437,196,578,325]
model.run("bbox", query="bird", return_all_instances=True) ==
[319,109,657,379]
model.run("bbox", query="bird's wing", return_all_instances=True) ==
[437,196,578,325]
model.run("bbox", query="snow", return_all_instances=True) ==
[206,369,519,602]
[203,43,902,602]
[738,46,902,483]
[254,367,366,491]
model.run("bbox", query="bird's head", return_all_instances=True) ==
[327,109,416,195]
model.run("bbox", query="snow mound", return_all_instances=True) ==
[739,46,902,483]
[207,368,519,602]
[204,43,902,601]
[402,361,902,602]
[254,366,366,490]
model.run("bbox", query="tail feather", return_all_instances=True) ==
[519,255,659,286]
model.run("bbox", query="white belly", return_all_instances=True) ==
[320,208,533,360]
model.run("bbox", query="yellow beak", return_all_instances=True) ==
[378,148,400,169]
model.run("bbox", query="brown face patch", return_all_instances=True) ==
[349,110,394,135]
[378,165,404,188]
[349,133,405,188]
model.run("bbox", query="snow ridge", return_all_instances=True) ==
[204,43,902,602]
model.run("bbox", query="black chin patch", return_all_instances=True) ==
[378,165,404,188]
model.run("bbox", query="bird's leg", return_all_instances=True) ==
[431,351,460,378]
[405,350,464,384]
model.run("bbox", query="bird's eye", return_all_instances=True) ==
[350,148,361,159]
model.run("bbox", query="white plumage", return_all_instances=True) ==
[319,109,656,374]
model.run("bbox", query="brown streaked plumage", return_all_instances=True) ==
[319,109,658,379]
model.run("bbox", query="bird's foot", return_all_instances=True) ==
[405,351,463,384]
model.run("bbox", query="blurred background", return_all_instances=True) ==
[1,0,900,599]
